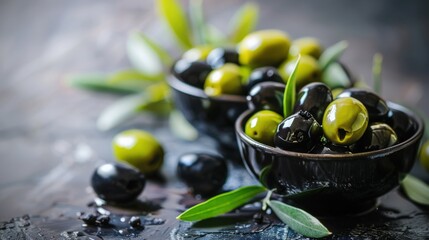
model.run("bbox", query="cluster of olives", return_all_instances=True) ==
[245,82,400,154]
[172,30,341,97]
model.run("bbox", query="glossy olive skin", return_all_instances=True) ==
[245,110,284,146]
[182,45,213,61]
[112,129,164,175]
[204,63,244,96]
[274,111,323,152]
[310,143,352,154]
[289,37,323,59]
[206,48,240,69]
[293,82,333,123]
[419,140,429,172]
[91,163,146,202]
[386,109,418,142]
[337,88,389,121]
[352,123,398,152]
[247,82,285,114]
[323,97,369,145]
[177,153,228,195]
[246,67,284,92]
[172,59,212,89]
[238,30,291,68]
[278,55,321,90]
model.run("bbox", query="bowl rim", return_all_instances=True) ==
[235,101,424,160]
[167,74,247,103]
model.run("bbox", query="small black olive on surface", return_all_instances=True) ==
[177,153,228,195]
[352,123,398,152]
[247,82,285,115]
[91,163,146,203]
[172,59,212,89]
[336,88,389,121]
[293,82,333,123]
[206,48,240,69]
[274,111,323,152]
[246,67,284,92]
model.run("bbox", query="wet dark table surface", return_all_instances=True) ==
[1,0,429,239]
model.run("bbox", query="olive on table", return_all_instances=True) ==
[288,37,323,59]
[204,63,244,96]
[419,140,429,172]
[206,48,240,69]
[246,67,284,92]
[238,29,291,68]
[182,45,213,62]
[337,88,389,121]
[172,59,212,88]
[245,110,284,146]
[322,97,369,145]
[177,153,228,195]
[247,82,285,115]
[293,82,333,124]
[352,123,398,152]
[274,110,323,152]
[112,129,164,175]
[91,163,146,203]
[278,55,321,90]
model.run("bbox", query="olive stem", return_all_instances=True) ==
[262,189,276,211]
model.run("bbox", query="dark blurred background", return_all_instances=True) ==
[0,0,428,220]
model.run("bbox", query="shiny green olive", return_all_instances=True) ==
[204,63,244,96]
[322,97,369,145]
[182,45,214,61]
[238,30,291,68]
[112,129,164,175]
[288,37,323,59]
[278,55,321,90]
[245,110,284,146]
[419,140,429,172]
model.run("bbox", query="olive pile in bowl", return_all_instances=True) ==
[236,82,424,215]
[168,29,350,151]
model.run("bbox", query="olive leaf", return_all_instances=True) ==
[156,0,193,50]
[68,74,141,94]
[177,185,266,221]
[322,62,351,89]
[228,2,259,43]
[283,55,301,117]
[189,0,207,45]
[168,110,198,141]
[401,174,429,206]
[318,41,348,70]
[267,200,332,238]
[372,53,383,95]
[205,24,227,46]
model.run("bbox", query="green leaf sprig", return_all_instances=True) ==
[318,40,348,71]
[401,175,429,206]
[177,185,331,238]
[372,53,383,95]
[283,55,301,117]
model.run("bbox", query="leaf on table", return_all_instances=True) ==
[372,53,383,95]
[228,2,259,43]
[67,74,141,94]
[401,174,429,206]
[318,41,348,70]
[156,0,193,50]
[127,32,170,77]
[168,110,198,141]
[267,200,332,238]
[177,185,266,222]
[189,0,207,45]
[321,62,351,89]
[283,55,300,118]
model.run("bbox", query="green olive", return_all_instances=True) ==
[112,129,164,175]
[278,55,321,90]
[419,140,429,172]
[204,63,243,96]
[245,110,283,146]
[331,88,344,98]
[238,30,291,68]
[182,45,213,61]
[322,97,369,145]
[288,37,323,59]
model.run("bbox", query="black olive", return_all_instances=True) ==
[352,123,398,152]
[293,82,333,123]
[274,111,323,152]
[177,153,228,195]
[386,109,417,142]
[172,59,212,88]
[206,48,240,69]
[246,67,284,92]
[96,215,111,226]
[247,82,285,115]
[310,143,352,154]
[336,88,389,121]
[129,216,143,229]
[91,163,146,203]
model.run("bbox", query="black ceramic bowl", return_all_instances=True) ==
[168,75,248,151]
[235,102,424,215]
